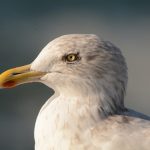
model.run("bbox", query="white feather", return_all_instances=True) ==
[31,34,150,150]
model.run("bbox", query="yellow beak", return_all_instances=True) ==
[0,64,45,88]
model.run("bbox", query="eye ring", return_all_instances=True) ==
[64,53,80,62]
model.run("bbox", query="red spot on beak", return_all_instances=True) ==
[2,80,16,88]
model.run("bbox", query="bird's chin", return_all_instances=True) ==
[39,73,60,90]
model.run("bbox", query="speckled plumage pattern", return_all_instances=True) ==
[31,34,150,150]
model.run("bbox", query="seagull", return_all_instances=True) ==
[0,34,150,150]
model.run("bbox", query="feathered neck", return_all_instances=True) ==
[45,78,126,120]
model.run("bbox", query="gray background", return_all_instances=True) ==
[0,0,150,150]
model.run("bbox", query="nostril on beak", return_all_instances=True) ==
[12,72,21,76]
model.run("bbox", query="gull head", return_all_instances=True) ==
[0,34,127,115]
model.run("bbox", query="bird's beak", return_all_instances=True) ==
[0,64,45,88]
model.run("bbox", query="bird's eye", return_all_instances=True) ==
[65,53,79,62]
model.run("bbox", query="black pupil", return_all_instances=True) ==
[70,55,73,59]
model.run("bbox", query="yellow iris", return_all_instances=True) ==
[66,54,77,62]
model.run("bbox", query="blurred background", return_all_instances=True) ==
[0,0,150,149]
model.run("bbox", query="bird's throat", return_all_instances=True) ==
[34,91,124,149]
[34,95,101,146]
